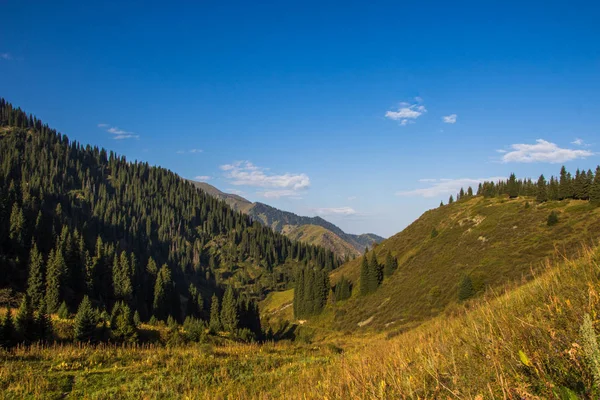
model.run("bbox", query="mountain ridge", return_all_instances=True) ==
[189,180,384,258]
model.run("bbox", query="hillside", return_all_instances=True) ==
[319,195,600,332]
[189,181,384,257]
[4,245,599,398]
[285,225,360,259]
[0,98,338,337]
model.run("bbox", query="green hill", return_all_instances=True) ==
[319,195,600,332]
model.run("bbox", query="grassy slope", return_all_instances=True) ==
[284,224,360,258]
[324,196,600,332]
[3,246,599,398]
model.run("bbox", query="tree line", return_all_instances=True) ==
[443,166,600,206]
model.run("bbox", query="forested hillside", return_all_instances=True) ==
[0,98,338,343]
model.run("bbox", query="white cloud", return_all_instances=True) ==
[442,114,457,124]
[259,190,303,199]
[194,176,211,181]
[177,149,203,154]
[347,196,357,201]
[98,124,139,140]
[500,139,593,163]
[220,161,310,197]
[385,99,427,126]
[418,178,437,183]
[226,188,245,196]
[313,207,357,216]
[397,177,506,198]
[0,53,12,60]
[572,138,584,145]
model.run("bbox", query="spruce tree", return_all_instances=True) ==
[57,301,69,319]
[36,299,53,341]
[27,243,45,309]
[383,253,398,277]
[15,295,36,342]
[536,174,548,203]
[590,166,600,206]
[209,294,221,332]
[45,248,66,313]
[367,252,382,293]
[113,252,133,302]
[293,268,305,317]
[220,286,239,333]
[359,255,369,296]
[153,264,172,321]
[1,307,15,347]
[73,296,97,342]
[507,173,518,198]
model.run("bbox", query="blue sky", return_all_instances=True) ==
[1,1,599,237]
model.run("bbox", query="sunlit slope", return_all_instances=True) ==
[284,224,360,259]
[326,196,600,331]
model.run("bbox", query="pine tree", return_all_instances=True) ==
[15,295,36,342]
[359,255,369,295]
[209,294,221,332]
[111,302,137,343]
[448,195,454,204]
[113,252,133,302]
[367,252,382,293]
[153,264,172,321]
[383,253,398,277]
[36,299,53,341]
[293,268,305,317]
[536,174,548,203]
[590,166,600,206]
[1,307,15,347]
[559,166,572,200]
[27,243,45,309]
[73,296,97,342]
[57,301,69,319]
[9,203,25,250]
[507,173,518,198]
[45,248,66,313]
[220,286,239,333]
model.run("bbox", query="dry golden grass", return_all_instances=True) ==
[2,245,599,399]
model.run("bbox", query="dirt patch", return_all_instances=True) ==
[357,316,374,327]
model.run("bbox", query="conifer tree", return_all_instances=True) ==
[73,296,97,342]
[591,166,600,206]
[559,166,572,200]
[9,203,25,250]
[359,255,369,296]
[384,253,398,277]
[36,299,52,341]
[111,302,137,343]
[1,307,15,347]
[507,173,518,198]
[57,301,69,319]
[367,252,382,293]
[153,264,172,321]
[27,243,45,309]
[536,174,548,203]
[448,195,454,204]
[15,295,36,342]
[293,268,305,317]
[113,252,133,302]
[45,248,66,313]
[220,286,239,333]
[209,294,221,332]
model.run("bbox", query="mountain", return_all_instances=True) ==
[0,98,339,335]
[189,181,384,258]
[308,194,600,332]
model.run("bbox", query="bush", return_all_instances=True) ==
[547,211,559,226]
[431,228,439,238]
[183,317,207,343]
[458,275,475,302]
[236,328,256,343]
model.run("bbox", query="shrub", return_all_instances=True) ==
[431,228,439,238]
[547,211,559,226]
[458,275,475,302]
